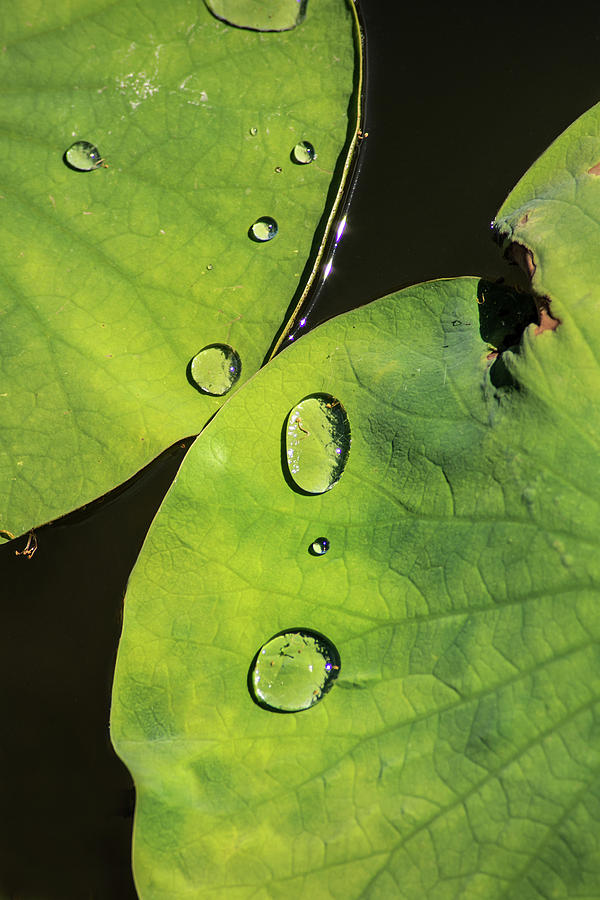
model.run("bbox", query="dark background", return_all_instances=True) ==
[2,2,598,897]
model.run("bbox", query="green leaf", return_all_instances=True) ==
[111,254,600,894]
[495,100,600,337]
[0,0,358,536]
[490,95,600,510]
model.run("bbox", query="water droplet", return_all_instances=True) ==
[250,216,278,242]
[189,343,241,396]
[274,166,283,174]
[250,629,340,713]
[65,141,104,171]
[284,394,351,494]
[309,537,330,556]
[206,264,214,270]
[249,126,258,136]
[205,0,307,32]
[292,140,316,164]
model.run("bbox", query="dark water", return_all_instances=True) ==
[2,2,598,896]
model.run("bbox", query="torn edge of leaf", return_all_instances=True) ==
[506,242,560,333]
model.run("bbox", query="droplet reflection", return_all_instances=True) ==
[250,216,278,242]
[250,628,341,713]
[65,140,104,171]
[309,537,330,556]
[292,140,316,164]
[190,343,241,396]
[284,393,351,494]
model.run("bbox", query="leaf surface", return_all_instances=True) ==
[495,99,600,328]
[112,252,600,895]
[0,0,358,535]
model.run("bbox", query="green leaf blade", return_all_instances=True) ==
[0,0,358,535]
[112,270,600,896]
[494,101,600,336]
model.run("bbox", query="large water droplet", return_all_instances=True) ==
[309,537,330,556]
[285,394,351,494]
[65,141,103,171]
[250,216,278,242]
[205,0,307,32]
[250,629,341,713]
[292,140,316,164]
[190,343,241,396]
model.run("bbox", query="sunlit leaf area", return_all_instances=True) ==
[3,1,600,897]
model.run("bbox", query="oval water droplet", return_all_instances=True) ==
[292,140,316,164]
[65,141,103,171]
[249,126,258,136]
[205,0,307,32]
[189,343,241,396]
[250,629,340,713]
[309,537,330,556]
[285,394,351,494]
[250,216,278,242]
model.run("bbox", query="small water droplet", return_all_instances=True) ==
[274,166,283,174]
[249,126,258,136]
[206,264,214,270]
[292,140,316,164]
[249,629,340,713]
[65,141,104,171]
[309,537,330,556]
[284,393,351,494]
[189,343,241,396]
[250,216,278,242]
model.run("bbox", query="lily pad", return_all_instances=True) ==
[0,0,358,537]
[111,229,600,900]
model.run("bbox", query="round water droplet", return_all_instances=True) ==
[65,141,103,171]
[250,216,278,242]
[285,394,351,494]
[274,166,283,174]
[189,343,241,396]
[249,126,258,136]
[250,629,340,713]
[309,536,330,556]
[292,140,316,164]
